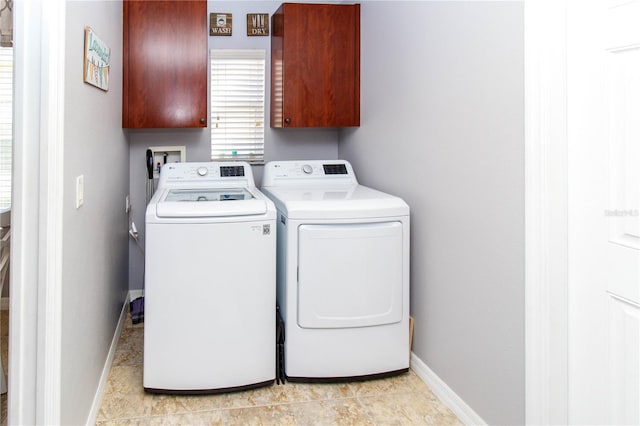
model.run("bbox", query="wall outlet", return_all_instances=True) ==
[75,175,84,209]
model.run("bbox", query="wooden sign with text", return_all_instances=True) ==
[210,13,232,36]
[247,13,269,36]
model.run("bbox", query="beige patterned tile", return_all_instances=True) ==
[149,392,228,416]
[100,405,294,426]
[283,381,355,402]
[123,312,144,330]
[222,404,295,425]
[1,334,6,379]
[112,327,143,366]
[148,381,352,417]
[358,391,462,426]
[215,383,293,409]
[97,364,153,421]
[347,370,426,397]
[145,410,225,426]
[95,416,150,426]
[1,392,6,426]
[1,349,6,379]
[286,398,374,425]
[98,319,461,426]
[1,310,8,337]
[404,369,435,393]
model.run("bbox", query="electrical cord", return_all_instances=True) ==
[146,149,154,204]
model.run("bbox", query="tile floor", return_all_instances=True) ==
[97,313,462,425]
[0,310,462,425]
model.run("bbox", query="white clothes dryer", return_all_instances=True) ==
[262,160,410,381]
[144,161,276,393]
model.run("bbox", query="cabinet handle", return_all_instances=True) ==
[199,117,206,124]
[284,117,291,125]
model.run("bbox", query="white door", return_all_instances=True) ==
[567,1,640,424]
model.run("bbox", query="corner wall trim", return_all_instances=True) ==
[523,1,569,424]
[85,295,129,426]
[410,352,486,426]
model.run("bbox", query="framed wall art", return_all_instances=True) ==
[210,13,232,36]
[247,13,269,36]
[83,26,110,91]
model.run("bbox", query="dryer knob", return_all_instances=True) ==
[302,164,313,175]
[197,167,208,176]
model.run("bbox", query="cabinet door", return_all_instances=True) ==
[271,3,360,128]
[123,0,207,128]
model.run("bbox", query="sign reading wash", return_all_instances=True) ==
[210,13,232,36]
[83,26,110,91]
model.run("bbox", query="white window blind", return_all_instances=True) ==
[0,47,11,210]
[210,49,265,164]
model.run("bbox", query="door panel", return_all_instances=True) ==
[608,295,639,425]
[297,222,403,329]
[603,6,640,424]
[606,22,640,302]
[568,1,640,424]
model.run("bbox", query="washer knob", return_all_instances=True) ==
[197,167,208,176]
[302,164,313,174]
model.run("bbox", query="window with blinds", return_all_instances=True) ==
[0,47,11,210]
[210,49,265,164]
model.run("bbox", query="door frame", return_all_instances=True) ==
[10,0,65,423]
[524,0,570,424]
[8,1,575,424]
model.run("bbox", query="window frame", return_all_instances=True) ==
[210,49,266,164]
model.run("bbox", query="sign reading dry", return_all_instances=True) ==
[247,14,269,36]
[210,13,232,36]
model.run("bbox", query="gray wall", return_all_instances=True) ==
[338,2,524,424]
[127,1,339,291]
[62,2,129,424]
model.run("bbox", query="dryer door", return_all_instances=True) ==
[297,221,403,329]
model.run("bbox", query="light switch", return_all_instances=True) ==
[76,175,84,209]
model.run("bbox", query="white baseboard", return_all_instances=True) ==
[85,294,129,426]
[410,352,486,426]
[0,291,145,312]
[129,289,143,301]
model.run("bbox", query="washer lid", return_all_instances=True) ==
[156,188,268,217]
[262,185,409,219]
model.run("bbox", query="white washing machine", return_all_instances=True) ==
[144,161,276,393]
[262,160,410,381]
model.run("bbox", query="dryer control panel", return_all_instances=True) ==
[262,160,358,187]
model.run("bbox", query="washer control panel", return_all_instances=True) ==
[158,162,254,188]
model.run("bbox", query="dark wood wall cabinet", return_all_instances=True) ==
[123,0,208,128]
[271,3,361,128]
